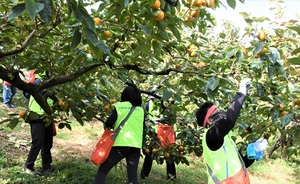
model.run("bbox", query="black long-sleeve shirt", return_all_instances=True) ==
[105,108,118,129]
[206,92,255,167]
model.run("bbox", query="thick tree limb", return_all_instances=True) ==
[0,62,104,114]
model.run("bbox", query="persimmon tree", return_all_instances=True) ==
[0,0,299,162]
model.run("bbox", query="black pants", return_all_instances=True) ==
[24,121,53,170]
[140,150,176,180]
[95,147,141,184]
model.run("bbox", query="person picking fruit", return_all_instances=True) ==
[196,78,268,184]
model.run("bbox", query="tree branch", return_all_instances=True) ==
[0,61,105,114]
[0,30,36,58]
[36,62,104,90]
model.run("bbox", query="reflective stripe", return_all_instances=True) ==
[206,163,221,184]
[206,149,249,183]
[222,146,229,178]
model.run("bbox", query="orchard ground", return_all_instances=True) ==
[0,91,299,184]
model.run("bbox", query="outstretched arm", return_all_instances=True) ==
[206,92,246,150]
[206,78,251,151]
[239,150,255,168]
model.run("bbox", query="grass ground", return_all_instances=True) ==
[0,90,299,184]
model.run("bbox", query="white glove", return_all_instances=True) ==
[254,138,268,152]
[239,78,252,95]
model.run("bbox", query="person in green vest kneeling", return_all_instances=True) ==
[196,78,268,184]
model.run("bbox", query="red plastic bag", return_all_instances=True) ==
[157,123,176,147]
[91,129,114,166]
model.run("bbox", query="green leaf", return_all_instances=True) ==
[274,96,284,105]
[291,48,300,55]
[227,0,236,9]
[7,118,19,130]
[139,25,152,35]
[194,148,203,157]
[239,12,250,18]
[206,78,219,91]
[219,33,226,39]
[38,0,54,23]
[288,26,300,35]
[133,43,146,58]
[268,47,280,64]
[244,17,254,24]
[65,123,72,130]
[287,57,300,65]
[163,90,173,101]
[84,107,93,121]
[8,4,26,21]
[268,66,275,80]
[259,96,273,102]
[152,40,161,56]
[95,42,111,55]
[281,114,293,127]
[71,27,81,49]
[58,123,65,129]
[78,5,95,30]
[169,24,181,41]
[25,0,44,21]
[25,111,41,123]
[115,4,123,16]
[73,7,82,22]
[144,43,152,55]
[225,48,239,59]
[71,109,84,125]
[253,42,264,56]
[83,28,98,45]
[67,0,72,17]
[254,17,270,22]
[119,0,129,8]
[186,80,197,90]
[286,146,298,157]
[235,50,244,63]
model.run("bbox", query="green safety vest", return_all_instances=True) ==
[113,101,144,148]
[28,95,53,116]
[202,129,242,184]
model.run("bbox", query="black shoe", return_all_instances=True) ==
[140,174,148,180]
[140,176,146,180]
[9,102,15,108]
[22,167,40,175]
[39,166,55,175]
[4,103,14,108]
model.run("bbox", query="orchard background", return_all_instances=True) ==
[0,0,299,170]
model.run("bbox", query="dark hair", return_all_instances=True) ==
[196,102,214,127]
[121,85,142,107]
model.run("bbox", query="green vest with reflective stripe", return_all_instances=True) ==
[28,95,53,115]
[113,101,144,148]
[202,129,242,184]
